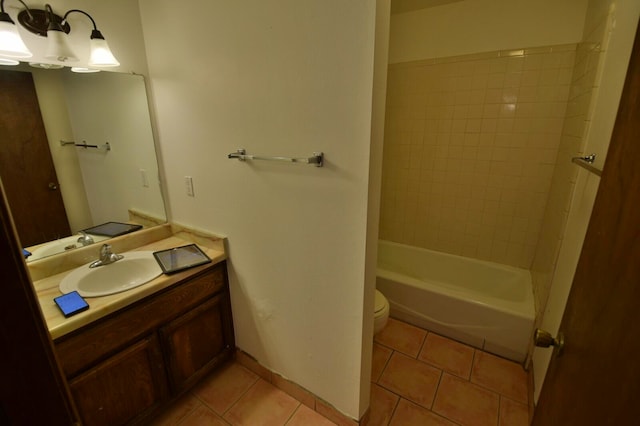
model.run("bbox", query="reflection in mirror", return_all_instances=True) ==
[0,65,166,261]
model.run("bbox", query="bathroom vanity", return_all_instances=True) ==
[31,224,234,425]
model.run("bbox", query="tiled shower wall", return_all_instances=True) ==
[380,45,577,268]
[531,9,613,317]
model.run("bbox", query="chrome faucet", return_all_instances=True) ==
[89,244,124,268]
[77,231,95,246]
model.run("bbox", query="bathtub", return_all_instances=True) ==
[376,240,535,363]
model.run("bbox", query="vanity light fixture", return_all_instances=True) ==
[0,57,19,65]
[0,0,32,58]
[59,9,119,67]
[41,4,77,62]
[0,1,119,67]
[70,66,100,73]
[28,61,63,69]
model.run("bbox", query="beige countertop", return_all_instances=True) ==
[30,224,227,340]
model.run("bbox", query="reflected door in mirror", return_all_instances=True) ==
[0,71,70,247]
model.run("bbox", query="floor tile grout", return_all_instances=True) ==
[386,392,401,425]
[282,401,303,425]
[173,397,201,426]
[430,368,444,411]
[192,365,261,421]
[417,330,430,359]
[221,373,261,419]
[468,348,477,380]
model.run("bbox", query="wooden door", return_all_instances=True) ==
[533,21,640,425]
[0,70,70,247]
[0,180,79,424]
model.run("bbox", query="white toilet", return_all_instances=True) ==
[374,289,390,335]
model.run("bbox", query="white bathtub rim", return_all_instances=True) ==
[379,240,530,275]
[377,267,535,321]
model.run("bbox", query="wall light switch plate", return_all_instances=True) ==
[140,169,149,187]
[185,176,194,197]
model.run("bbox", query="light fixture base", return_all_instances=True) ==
[18,9,70,37]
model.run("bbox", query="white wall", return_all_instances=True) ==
[389,0,588,63]
[532,0,640,402]
[139,0,380,419]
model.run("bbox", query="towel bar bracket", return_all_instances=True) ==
[571,154,602,177]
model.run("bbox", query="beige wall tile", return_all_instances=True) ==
[380,43,577,269]
[530,13,609,319]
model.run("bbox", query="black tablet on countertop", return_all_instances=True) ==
[153,244,212,274]
[81,221,143,237]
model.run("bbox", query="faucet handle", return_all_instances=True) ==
[77,231,95,246]
[90,244,121,268]
[100,243,112,258]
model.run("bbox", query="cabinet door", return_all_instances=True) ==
[68,335,168,426]
[160,292,234,393]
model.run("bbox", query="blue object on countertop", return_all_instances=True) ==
[23,248,32,258]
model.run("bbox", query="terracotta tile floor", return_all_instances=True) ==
[372,318,530,426]
[151,363,337,425]
[152,317,530,425]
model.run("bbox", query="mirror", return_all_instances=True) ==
[0,65,166,261]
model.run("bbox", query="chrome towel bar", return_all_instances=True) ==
[571,154,602,177]
[60,140,111,151]
[228,148,323,167]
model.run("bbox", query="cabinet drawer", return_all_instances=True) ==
[56,263,226,378]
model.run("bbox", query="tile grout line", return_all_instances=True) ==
[375,356,435,414]
[466,377,528,406]
[432,372,474,426]
[373,340,421,359]
[282,401,303,426]
[222,374,262,417]
[172,393,204,426]
[467,348,529,405]
[430,368,444,411]
[384,392,402,426]
[416,330,430,360]
[469,348,477,381]
[193,367,261,420]
[375,346,395,383]
[434,403,464,426]
[411,347,474,382]
[190,396,229,423]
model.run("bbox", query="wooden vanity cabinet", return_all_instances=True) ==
[67,334,168,426]
[160,291,235,393]
[54,261,235,426]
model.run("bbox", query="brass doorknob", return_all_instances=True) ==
[48,182,58,190]
[534,328,565,356]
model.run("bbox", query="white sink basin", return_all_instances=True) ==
[59,251,163,297]
[27,234,109,262]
